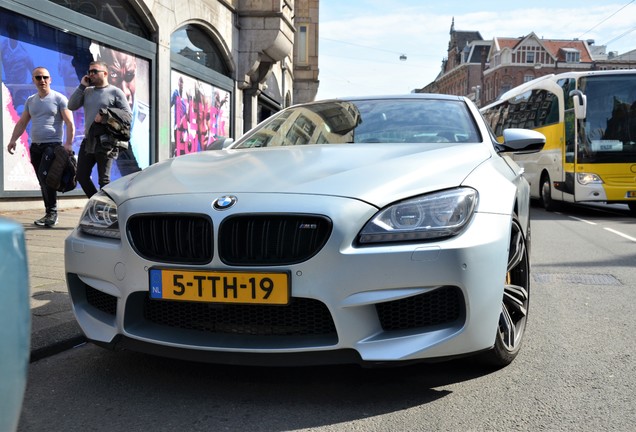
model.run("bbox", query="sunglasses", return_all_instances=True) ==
[34,75,50,81]
[109,70,136,83]
[88,69,106,75]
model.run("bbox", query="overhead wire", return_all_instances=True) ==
[322,1,636,57]
[320,36,440,62]
[320,37,406,56]
[575,0,634,41]
[604,26,636,46]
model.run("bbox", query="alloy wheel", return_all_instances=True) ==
[499,218,529,353]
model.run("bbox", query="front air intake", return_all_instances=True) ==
[218,214,332,266]
[127,214,213,264]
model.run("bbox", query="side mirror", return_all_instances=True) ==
[569,89,587,120]
[205,137,234,151]
[499,128,546,154]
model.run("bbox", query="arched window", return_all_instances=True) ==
[169,25,233,157]
[171,25,230,77]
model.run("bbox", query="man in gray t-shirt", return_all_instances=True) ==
[7,66,75,227]
[68,60,131,198]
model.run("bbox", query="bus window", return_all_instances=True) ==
[564,109,575,163]
[578,74,636,163]
[559,78,575,110]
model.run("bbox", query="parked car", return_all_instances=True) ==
[65,94,544,367]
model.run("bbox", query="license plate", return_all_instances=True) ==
[149,268,289,305]
[626,191,636,198]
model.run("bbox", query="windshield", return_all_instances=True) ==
[579,74,636,163]
[233,98,481,148]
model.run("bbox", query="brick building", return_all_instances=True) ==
[418,19,489,102]
[419,19,636,107]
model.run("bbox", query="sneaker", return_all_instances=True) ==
[34,214,48,226]
[43,213,58,227]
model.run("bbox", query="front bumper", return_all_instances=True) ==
[65,193,511,365]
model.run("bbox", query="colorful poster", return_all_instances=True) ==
[170,70,231,157]
[1,13,151,193]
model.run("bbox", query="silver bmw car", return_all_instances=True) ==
[65,94,545,367]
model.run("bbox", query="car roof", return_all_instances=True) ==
[317,93,467,103]
[285,94,469,112]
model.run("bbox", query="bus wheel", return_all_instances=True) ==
[540,175,556,211]
[628,202,636,217]
[479,214,529,367]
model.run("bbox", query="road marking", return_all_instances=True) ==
[568,215,597,225]
[566,215,636,242]
[604,227,636,242]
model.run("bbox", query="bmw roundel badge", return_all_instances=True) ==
[212,195,238,211]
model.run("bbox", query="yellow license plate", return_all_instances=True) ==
[149,268,289,305]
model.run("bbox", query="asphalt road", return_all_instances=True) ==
[17,203,636,432]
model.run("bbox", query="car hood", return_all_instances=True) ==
[110,144,491,208]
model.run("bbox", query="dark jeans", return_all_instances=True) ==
[77,140,116,198]
[29,142,60,214]
[116,147,141,177]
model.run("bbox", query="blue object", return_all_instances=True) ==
[0,218,30,432]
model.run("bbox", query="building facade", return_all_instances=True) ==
[482,33,594,105]
[292,0,320,105]
[418,19,489,103]
[421,19,635,107]
[0,0,319,201]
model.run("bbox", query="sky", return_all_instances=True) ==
[316,0,636,99]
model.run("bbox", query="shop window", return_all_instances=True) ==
[0,7,151,193]
[169,24,232,157]
[48,0,151,39]
[169,71,232,157]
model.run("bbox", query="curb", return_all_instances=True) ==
[30,336,87,362]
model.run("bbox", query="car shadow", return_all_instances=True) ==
[83,348,506,429]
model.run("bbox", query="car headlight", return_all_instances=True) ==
[79,191,120,239]
[358,188,478,244]
[577,172,603,185]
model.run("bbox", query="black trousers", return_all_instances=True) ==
[29,142,60,214]
[76,140,115,198]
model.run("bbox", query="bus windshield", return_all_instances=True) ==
[579,74,636,163]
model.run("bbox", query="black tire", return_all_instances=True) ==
[480,215,530,367]
[540,174,556,211]
[628,202,636,217]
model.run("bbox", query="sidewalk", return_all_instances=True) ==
[0,202,87,361]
